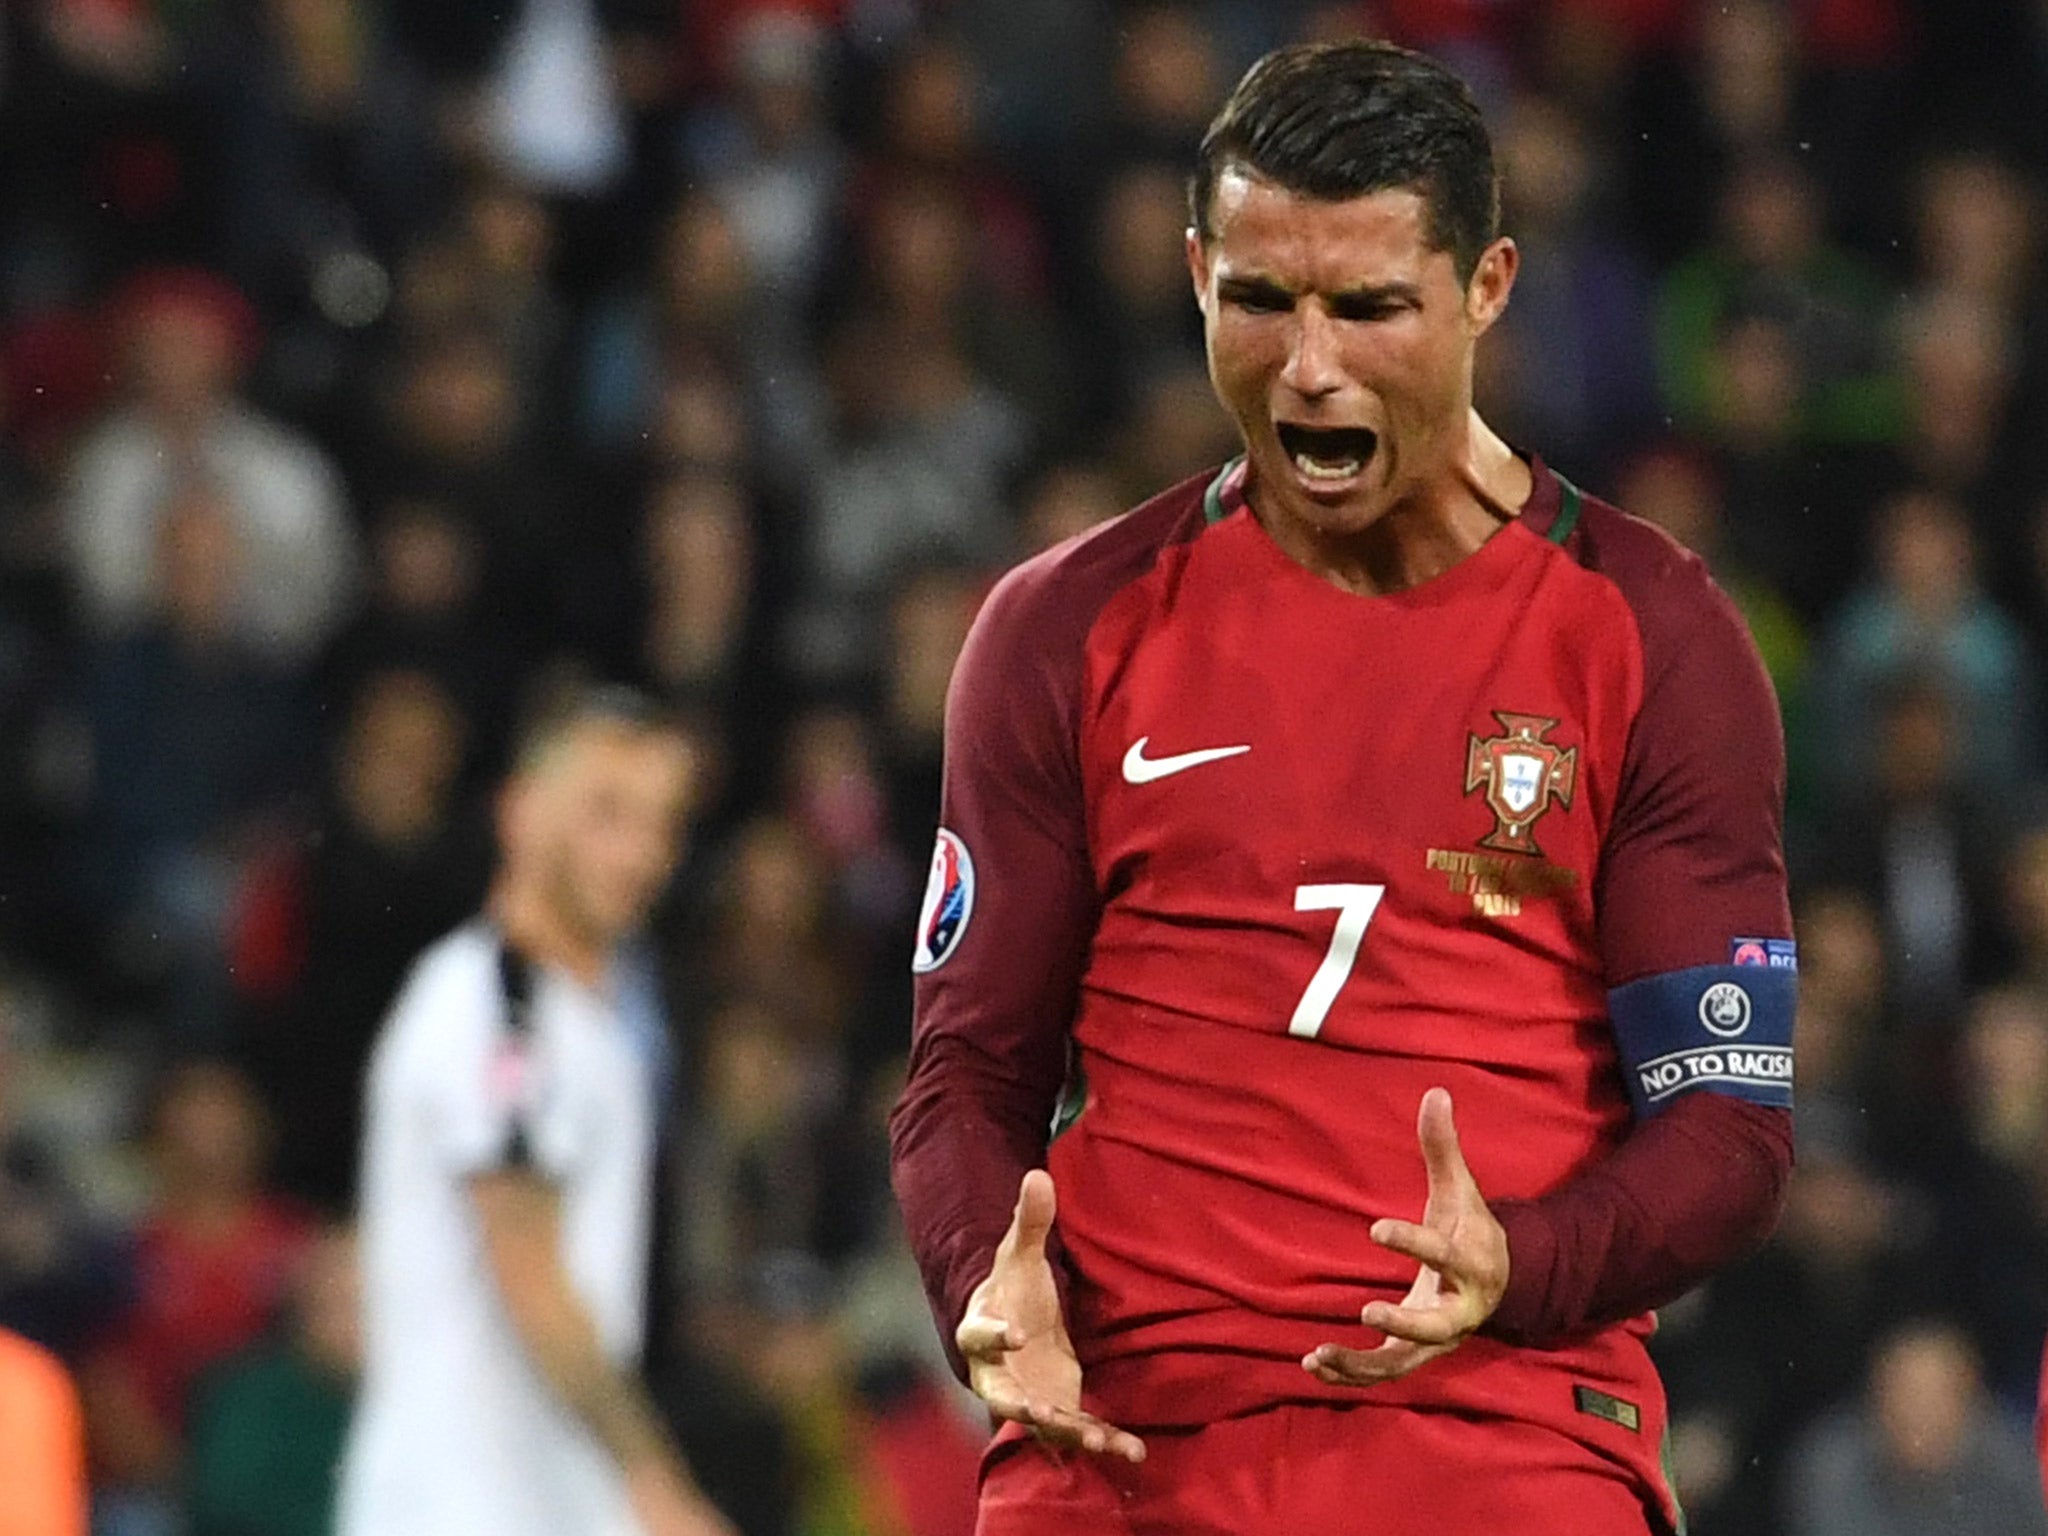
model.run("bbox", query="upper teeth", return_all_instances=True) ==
[1295,451,1361,481]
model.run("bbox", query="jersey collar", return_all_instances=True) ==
[1203,451,1580,542]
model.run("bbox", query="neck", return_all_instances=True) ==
[1249,410,1533,596]
[489,876,611,987]
[160,1183,253,1232]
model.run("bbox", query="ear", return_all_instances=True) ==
[1464,237,1518,335]
[495,778,530,857]
[1186,226,1213,314]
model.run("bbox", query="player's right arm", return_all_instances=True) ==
[403,950,731,1536]
[887,551,1142,1460]
[471,1174,730,1536]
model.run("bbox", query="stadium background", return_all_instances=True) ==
[3,0,2048,1531]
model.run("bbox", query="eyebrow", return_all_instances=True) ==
[1216,274,1424,309]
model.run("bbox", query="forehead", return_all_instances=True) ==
[1206,169,1456,288]
[542,724,693,799]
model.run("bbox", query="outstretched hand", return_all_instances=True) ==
[1304,1087,1510,1387]
[956,1170,1146,1463]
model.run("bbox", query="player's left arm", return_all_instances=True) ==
[1480,563,1795,1348]
[1309,554,1793,1383]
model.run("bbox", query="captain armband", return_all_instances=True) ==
[1609,951,1795,1118]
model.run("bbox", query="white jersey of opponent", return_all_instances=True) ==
[338,920,657,1536]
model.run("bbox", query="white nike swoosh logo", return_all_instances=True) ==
[1121,737,1252,784]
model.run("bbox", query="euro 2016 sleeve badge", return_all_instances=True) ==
[912,828,976,973]
[1464,711,1578,858]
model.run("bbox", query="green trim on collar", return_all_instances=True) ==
[1546,473,1585,546]
[1203,456,1245,525]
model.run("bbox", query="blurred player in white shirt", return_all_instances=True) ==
[339,690,731,1536]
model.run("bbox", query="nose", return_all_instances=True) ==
[1280,304,1344,401]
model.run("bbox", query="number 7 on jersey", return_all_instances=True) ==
[1289,883,1386,1038]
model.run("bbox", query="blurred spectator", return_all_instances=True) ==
[1654,1121,1938,1535]
[0,1325,89,1536]
[1106,4,1228,169]
[237,668,488,1213]
[1808,674,2005,1019]
[63,269,358,662]
[859,36,1050,307]
[704,819,847,1039]
[878,565,982,844]
[1911,988,2048,1408]
[456,177,568,420]
[77,489,311,1033]
[1789,888,1898,1143]
[1812,489,2039,801]
[579,195,767,460]
[1913,151,2041,324]
[187,0,442,316]
[1480,90,1657,479]
[1784,1319,2048,1536]
[0,985,128,1366]
[558,467,764,745]
[1080,160,1206,429]
[482,0,628,196]
[1998,824,2048,995]
[183,1223,358,1536]
[852,175,1071,440]
[682,997,837,1304]
[363,325,567,695]
[321,497,500,726]
[789,312,1025,684]
[80,1062,313,1525]
[654,1318,797,1536]
[692,1253,982,1536]
[943,0,1116,167]
[646,354,755,480]
[1889,294,2023,521]
[636,471,758,713]
[781,707,915,944]
[1656,154,1899,453]
[1621,0,1859,263]
[686,9,843,324]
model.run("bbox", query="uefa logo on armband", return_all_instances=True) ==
[1698,981,1753,1038]
[912,829,976,973]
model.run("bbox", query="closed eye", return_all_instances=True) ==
[1330,289,1419,322]
[1220,279,1293,315]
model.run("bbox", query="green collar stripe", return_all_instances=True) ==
[1547,473,1584,546]
[1207,459,1582,542]
[1203,457,1245,525]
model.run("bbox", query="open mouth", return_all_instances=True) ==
[1275,423,1378,483]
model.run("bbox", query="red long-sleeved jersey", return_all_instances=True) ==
[891,458,1794,1529]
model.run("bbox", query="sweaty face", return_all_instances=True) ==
[1190,172,1510,542]
[527,728,695,947]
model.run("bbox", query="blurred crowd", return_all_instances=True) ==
[2,0,2048,1532]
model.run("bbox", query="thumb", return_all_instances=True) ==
[1003,1168,1058,1263]
[1417,1088,1472,1203]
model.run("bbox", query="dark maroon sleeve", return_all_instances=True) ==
[1487,508,1794,1345]
[887,553,1102,1379]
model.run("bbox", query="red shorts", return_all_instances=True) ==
[977,1403,1661,1536]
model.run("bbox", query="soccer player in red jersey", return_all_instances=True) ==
[890,40,1795,1536]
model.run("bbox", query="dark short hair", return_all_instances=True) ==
[1189,41,1500,282]
[513,682,683,774]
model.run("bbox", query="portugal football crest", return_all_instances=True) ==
[1464,712,1578,858]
